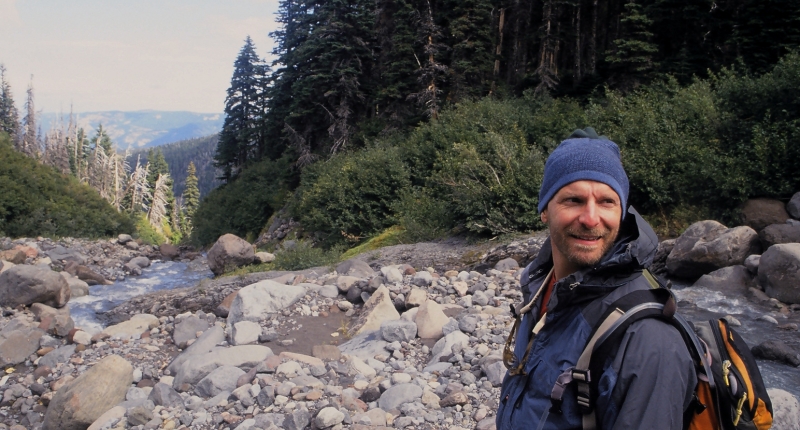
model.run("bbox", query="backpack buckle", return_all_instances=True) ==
[571,369,591,383]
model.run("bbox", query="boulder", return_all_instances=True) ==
[415,299,449,339]
[380,319,417,343]
[337,330,388,361]
[31,303,75,336]
[751,340,800,367]
[381,266,403,284]
[428,330,469,366]
[129,256,151,268]
[255,252,275,264]
[230,321,261,346]
[0,260,12,274]
[666,221,760,278]
[0,265,71,308]
[759,223,800,249]
[0,325,45,367]
[172,316,209,349]
[788,192,800,219]
[214,291,238,318]
[45,246,86,265]
[690,265,755,295]
[744,254,761,274]
[159,243,180,261]
[336,276,361,293]
[148,382,183,408]
[41,355,133,430]
[102,314,159,339]
[767,388,800,430]
[336,259,374,278]
[741,198,789,231]
[172,345,273,388]
[759,243,800,304]
[227,280,306,326]
[86,406,126,430]
[75,265,111,285]
[207,234,255,275]
[117,234,133,244]
[378,383,423,412]
[123,262,142,276]
[166,326,225,376]
[195,365,246,397]
[348,285,400,336]
[0,249,26,264]
[404,288,427,308]
[494,258,520,271]
[13,244,38,259]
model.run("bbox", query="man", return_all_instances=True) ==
[496,129,696,430]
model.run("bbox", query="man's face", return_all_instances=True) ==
[542,180,622,277]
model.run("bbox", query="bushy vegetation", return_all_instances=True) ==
[0,132,135,238]
[133,215,166,245]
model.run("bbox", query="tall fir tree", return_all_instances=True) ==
[606,0,658,88]
[183,162,200,218]
[215,36,269,181]
[0,64,20,140]
[443,0,496,100]
[19,76,38,157]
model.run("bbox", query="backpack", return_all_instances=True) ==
[504,269,774,430]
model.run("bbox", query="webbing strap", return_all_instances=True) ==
[504,268,554,374]
[576,308,624,371]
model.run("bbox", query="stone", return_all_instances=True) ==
[319,284,339,298]
[380,319,417,343]
[0,249,26,264]
[760,222,800,249]
[428,330,470,366]
[788,192,800,219]
[0,326,45,367]
[378,383,423,412]
[215,291,238,318]
[45,246,86,265]
[42,355,133,430]
[472,290,490,306]
[123,262,142,276]
[337,330,389,361]
[0,260,12,274]
[172,316,209,348]
[148,382,183,408]
[207,234,255,275]
[744,254,761,274]
[348,285,400,336]
[284,409,311,430]
[280,351,325,367]
[312,344,341,361]
[118,234,134,244]
[255,252,275,263]
[751,340,800,367]
[452,281,469,297]
[767,388,800,430]
[691,265,755,295]
[741,198,790,231]
[336,275,361,293]
[411,271,433,287]
[31,302,74,336]
[39,345,76,368]
[196,365,246,397]
[72,330,92,345]
[759,243,800,304]
[227,280,307,325]
[103,314,159,339]
[494,257,519,271]
[0,265,71,308]
[336,259,374,278]
[86,406,126,430]
[166,326,225,375]
[159,243,181,260]
[441,391,469,407]
[130,256,151,268]
[415,299,449,339]
[666,221,760,278]
[404,288,427,308]
[172,345,273,388]
[484,360,507,386]
[315,407,345,428]
[381,266,403,284]
[348,355,377,379]
[74,265,111,285]
[60,272,90,298]
[231,321,262,345]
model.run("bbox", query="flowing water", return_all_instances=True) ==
[67,259,213,334]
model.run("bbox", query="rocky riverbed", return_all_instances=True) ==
[1,209,800,430]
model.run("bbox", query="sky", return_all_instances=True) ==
[0,0,280,113]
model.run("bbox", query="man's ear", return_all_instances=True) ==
[540,209,547,224]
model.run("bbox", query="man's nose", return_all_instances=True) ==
[578,202,601,228]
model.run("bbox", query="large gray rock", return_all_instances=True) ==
[690,265,756,295]
[494,258,520,271]
[60,272,89,298]
[428,330,470,366]
[148,382,183,408]
[380,319,417,343]
[0,265,71,308]
[172,345,273,389]
[42,355,133,430]
[337,330,388,361]
[45,246,86,265]
[741,198,790,231]
[378,383,423,411]
[415,299,449,339]
[167,326,225,375]
[227,280,307,326]
[788,192,800,220]
[484,360,507,387]
[207,234,255,275]
[666,221,760,278]
[102,314,159,339]
[315,407,345,428]
[768,388,800,430]
[39,345,77,368]
[31,302,75,336]
[0,323,45,367]
[336,259,374,278]
[195,365,246,397]
[759,223,800,249]
[230,321,261,345]
[129,256,151,269]
[751,340,800,367]
[172,316,209,349]
[381,266,403,284]
[759,243,800,304]
[348,285,400,336]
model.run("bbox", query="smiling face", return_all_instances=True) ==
[542,180,622,279]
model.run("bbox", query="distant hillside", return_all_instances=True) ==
[40,110,224,150]
[127,134,221,199]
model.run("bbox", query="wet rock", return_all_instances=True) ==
[227,280,306,325]
[691,265,755,295]
[751,340,800,367]
[348,285,400,336]
[759,244,800,304]
[42,355,133,430]
[741,198,790,231]
[207,234,255,275]
[0,265,71,308]
[416,299,449,339]
[666,221,760,278]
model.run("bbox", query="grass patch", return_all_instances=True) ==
[221,262,276,278]
[273,241,342,271]
[339,226,405,261]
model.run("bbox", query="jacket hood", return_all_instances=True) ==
[520,206,658,304]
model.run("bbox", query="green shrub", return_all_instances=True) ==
[0,132,134,238]
[289,144,410,247]
[272,241,341,271]
[134,215,166,245]
[192,156,291,246]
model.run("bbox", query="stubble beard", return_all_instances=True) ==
[550,224,618,270]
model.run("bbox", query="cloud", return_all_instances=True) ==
[0,0,22,32]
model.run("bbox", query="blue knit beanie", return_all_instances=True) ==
[538,128,629,217]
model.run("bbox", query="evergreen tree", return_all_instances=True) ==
[91,124,114,156]
[606,0,658,87]
[0,64,19,140]
[443,0,496,100]
[407,0,449,119]
[183,161,200,218]
[19,77,38,157]
[215,36,269,181]
[146,148,170,189]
